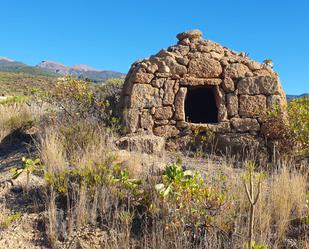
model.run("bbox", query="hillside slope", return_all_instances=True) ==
[0,72,56,95]
[286,93,309,101]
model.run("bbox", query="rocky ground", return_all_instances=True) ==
[0,148,48,249]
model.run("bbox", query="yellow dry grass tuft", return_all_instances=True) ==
[0,103,33,141]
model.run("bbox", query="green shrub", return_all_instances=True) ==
[54,76,95,120]
[103,77,125,85]
[0,212,22,229]
[261,105,295,154]
[44,151,140,197]
[261,96,309,155]
[94,78,124,127]
[0,95,28,105]
[251,241,265,249]
[11,157,42,191]
[288,96,309,154]
[33,76,124,132]
[42,155,225,243]
[154,161,225,230]
[59,120,100,156]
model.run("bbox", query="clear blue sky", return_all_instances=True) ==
[0,0,308,94]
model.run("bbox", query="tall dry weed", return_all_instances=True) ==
[219,160,308,248]
[39,127,67,175]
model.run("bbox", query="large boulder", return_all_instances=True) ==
[176,29,203,41]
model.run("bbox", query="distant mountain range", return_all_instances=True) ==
[36,60,125,82]
[0,57,58,77]
[0,57,125,82]
[286,93,308,101]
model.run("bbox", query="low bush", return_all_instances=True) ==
[31,76,124,133]
[0,95,28,105]
[288,96,309,154]
[94,78,124,122]
[261,96,309,156]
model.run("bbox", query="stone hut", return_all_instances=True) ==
[120,30,286,153]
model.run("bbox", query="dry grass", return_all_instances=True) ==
[0,101,47,142]
[268,167,307,241]
[46,191,58,248]
[214,160,308,249]
[39,127,67,175]
[0,103,33,141]
[40,123,308,248]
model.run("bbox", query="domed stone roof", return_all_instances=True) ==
[120,30,286,142]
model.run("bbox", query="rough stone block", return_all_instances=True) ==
[231,118,260,132]
[155,119,169,125]
[117,135,165,155]
[151,78,165,88]
[177,29,203,41]
[154,125,179,137]
[215,133,266,158]
[238,76,281,95]
[165,56,187,76]
[224,63,250,79]
[123,108,139,133]
[189,122,231,133]
[140,111,154,132]
[239,95,266,117]
[188,56,222,78]
[155,106,173,120]
[131,72,154,84]
[130,84,162,108]
[163,80,176,105]
[227,92,238,117]
[222,77,235,93]
[174,87,187,121]
[267,94,286,109]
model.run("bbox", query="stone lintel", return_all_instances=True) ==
[179,77,222,86]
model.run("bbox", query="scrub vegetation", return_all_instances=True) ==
[0,77,308,249]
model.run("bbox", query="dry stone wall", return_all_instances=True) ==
[121,30,286,141]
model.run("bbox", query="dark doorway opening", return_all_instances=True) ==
[185,87,218,124]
